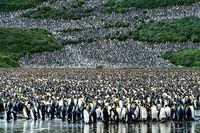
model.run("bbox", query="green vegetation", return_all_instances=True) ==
[132,16,200,42]
[104,17,200,43]
[0,27,62,67]
[0,0,53,11]
[103,21,129,28]
[100,0,200,13]
[162,48,200,67]
[23,6,91,20]
[70,0,85,8]
[96,64,104,69]
[104,31,129,41]
[23,0,93,20]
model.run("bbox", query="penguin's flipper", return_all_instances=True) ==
[39,109,42,119]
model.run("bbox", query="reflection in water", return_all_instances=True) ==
[0,120,199,133]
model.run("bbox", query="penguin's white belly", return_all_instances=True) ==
[121,108,126,119]
[190,106,195,119]
[116,108,121,120]
[96,108,102,119]
[141,109,147,119]
[83,110,90,124]
[151,107,158,119]
[134,107,140,118]
[165,108,171,117]
[119,101,123,109]
[78,100,82,107]
[159,108,166,120]
[108,106,112,116]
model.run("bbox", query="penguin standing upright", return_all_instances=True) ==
[96,106,102,121]
[77,97,83,120]
[11,100,18,121]
[177,103,185,122]
[151,103,158,121]
[50,100,56,120]
[30,103,38,120]
[116,104,121,121]
[60,99,66,121]
[90,103,97,123]
[141,105,148,121]
[102,106,109,123]
[189,102,195,120]
[40,101,46,120]
[83,107,90,124]
[67,97,74,122]
[165,104,171,120]
[72,106,77,123]
[121,105,127,122]
[171,103,177,121]
[110,104,119,123]
[23,101,31,120]
[134,104,141,121]
[159,105,167,122]
[4,101,12,121]
[185,103,192,120]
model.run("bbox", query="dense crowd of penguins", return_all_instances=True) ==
[1,88,199,124]
[0,1,200,68]
[0,68,200,124]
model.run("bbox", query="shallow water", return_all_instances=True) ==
[0,119,199,133]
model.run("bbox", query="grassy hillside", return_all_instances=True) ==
[162,48,200,67]
[0,27,62,67]
[101,0,200,13]
[0,0,53,11]
[131,16,200,43]
[23,0,93,20]
[105,17,200,43]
